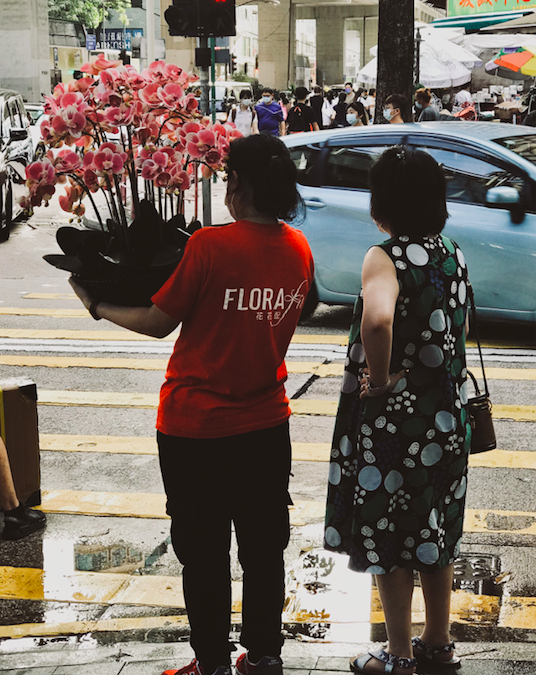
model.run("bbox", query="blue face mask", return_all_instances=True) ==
[383,108,394,121]
[262,96,271,104]
[346,113,358,125]
[415,101,422,109]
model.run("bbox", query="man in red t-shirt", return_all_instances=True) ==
[71,135,314,675]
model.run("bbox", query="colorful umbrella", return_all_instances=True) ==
[486,46,536,79]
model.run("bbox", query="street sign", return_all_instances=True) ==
[94,28,143,51]
[86,34,97,51]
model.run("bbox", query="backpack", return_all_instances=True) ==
[288,103,313,133]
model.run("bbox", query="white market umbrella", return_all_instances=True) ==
[358,47,472,89]
[361,26,481,88]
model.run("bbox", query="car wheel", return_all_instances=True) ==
[0,181,13,242]
[299,282,319,321]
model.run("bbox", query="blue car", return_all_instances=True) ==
[282,122,536,324]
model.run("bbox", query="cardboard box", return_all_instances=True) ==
[0,378,40,506]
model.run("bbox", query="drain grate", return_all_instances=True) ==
[453,553,502,596]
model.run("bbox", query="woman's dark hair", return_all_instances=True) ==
[415,87,432,104]
[226,134,304,221]
[338,92,347,105]
[369,146,448,236]
[279,92,289,105]
[239,89,253,100]
[314,85,323,95]
[348,100,368,123]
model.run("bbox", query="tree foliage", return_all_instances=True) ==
[48,0,130,29]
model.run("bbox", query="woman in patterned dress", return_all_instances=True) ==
[324,147,470,674]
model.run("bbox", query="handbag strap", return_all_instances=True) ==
[467,281,490,397]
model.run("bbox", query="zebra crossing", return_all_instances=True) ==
[1,294,536,642]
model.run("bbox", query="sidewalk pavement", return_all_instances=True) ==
[2,639,536,674]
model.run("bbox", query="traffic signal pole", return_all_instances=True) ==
[199,35,212,227]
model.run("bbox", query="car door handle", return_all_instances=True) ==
[304,198,326,209]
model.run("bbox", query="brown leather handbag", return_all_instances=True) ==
[466,283,497,454]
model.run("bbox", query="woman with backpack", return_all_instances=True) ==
[285,87,320,134]
[229,90,259,137]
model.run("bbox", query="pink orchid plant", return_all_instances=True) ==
[22,56,241,237]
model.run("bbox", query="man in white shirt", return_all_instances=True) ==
[455,85,472,108]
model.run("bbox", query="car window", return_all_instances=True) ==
[417,146,524,206]
[9,100,23,129]
[323,146,385,190]
[288,144,323,186]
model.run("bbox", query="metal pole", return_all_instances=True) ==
[146,0,155,64]
[210,37,216,124]
[199,36,212,227]
[414,27,421,88]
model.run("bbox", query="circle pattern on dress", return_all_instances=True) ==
[324,234,470,575]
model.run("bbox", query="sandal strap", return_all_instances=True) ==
[370,649,417,672]
[412,637,456,655]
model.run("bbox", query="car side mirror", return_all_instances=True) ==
[9,128,28,142]
[486,186,525,224]
[486,186,520,206]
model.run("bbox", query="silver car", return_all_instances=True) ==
[0,89,34,241]
[283,123,536,324]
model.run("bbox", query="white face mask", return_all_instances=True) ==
[346,113,358,125]
[383,107,395,121]
[262,96,272,104]
[242,99,252,106]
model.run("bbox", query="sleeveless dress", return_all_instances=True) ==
[324,234,471,574]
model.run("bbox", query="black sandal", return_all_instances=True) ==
[350,649,417,673]
[411,637,461,669]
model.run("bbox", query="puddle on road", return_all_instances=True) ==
[0,525,517,645]
[282,547,504,643]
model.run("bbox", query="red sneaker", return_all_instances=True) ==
[163,660,231,675]
[235,654,283,675]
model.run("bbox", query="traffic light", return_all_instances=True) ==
[230,54,237,74]
[164,0,199,38]
[199,0,236,37]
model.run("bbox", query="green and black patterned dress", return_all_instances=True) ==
[324,234,471,574]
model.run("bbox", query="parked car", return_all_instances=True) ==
[283,122,536,324]
[0,90,34,241]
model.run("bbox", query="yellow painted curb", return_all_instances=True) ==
[464,509,536,536]
[37,488,536,536]
[0,615,190,639]
[0,355,169,370]
[39,435,536,470]
[0,329,178,342]
[0,566,242,610]
[39,490,325,525]
[23,293,77,300]
[40,391,159,408]
[0,307,91,318]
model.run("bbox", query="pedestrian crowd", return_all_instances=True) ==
[4,78,472,675]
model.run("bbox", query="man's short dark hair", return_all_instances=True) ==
[239,89,253,100]
[415,87,432,104]
[262,87,273,95]
[314,85,322,94]
[370,146,448,236]
[369,88,376,96]
[295,87,309,101]
[385,93,409,120]
[345,82,353,88]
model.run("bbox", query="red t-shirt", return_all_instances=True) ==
[152,219,314,439]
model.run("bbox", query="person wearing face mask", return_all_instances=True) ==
[346,101,369,127]
[70,133,314,675]
[344,82,356,104]
[383,93,407,124]
[415,88,440,122]
[230,90,259,137]
[256,88,285,137]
